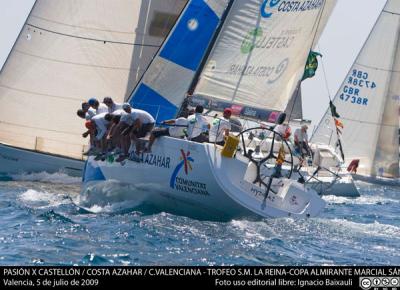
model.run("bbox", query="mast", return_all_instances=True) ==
[187,0,235,95]
[125,0,190,103]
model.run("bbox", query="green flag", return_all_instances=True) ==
[302,51,322,81]
[329,101,340,118]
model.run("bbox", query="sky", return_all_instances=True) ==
[0,0,387,129]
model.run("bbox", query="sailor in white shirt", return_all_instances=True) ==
[107,109,127,151]
[92,112,112,153]
[209,108,232,146]
[79,102,96,120]
[116,103,155,161]
[187,105,210,143]
[294,125,311,157]
[88,98,108,114]
[103,96,123,113]
[146,117,189,152]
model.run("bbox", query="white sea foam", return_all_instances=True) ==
[319,218,400,239]
[10,171,81,184]
[323,194,399,205]
[19,189,72,208]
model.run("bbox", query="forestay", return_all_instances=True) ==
[0,0,186,159]
[312,0,400,178]
[193,0,332,120]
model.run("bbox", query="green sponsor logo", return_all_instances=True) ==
[241,28,263,54]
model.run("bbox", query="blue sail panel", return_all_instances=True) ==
[129,0,224,121]
[159,0,219,71]
[131,84,178,122]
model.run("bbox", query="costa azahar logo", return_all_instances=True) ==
[170,150,194,188]
[261,0,281,18]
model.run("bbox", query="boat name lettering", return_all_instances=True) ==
[250,187,264,196]
[228,58,288,84]
[244,108,257,117]
[174,177,210,196]
[241,31,296,54]
[261,0,324,18]
[140,153,170,169]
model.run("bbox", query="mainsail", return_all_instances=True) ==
[0,0,186,159]
[193,0,335,121]
[312,0,400,178]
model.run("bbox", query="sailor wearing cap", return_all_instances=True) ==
[88,97,108,114]
[209,108,232,146]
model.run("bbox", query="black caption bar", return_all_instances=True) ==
[1,266,399,289]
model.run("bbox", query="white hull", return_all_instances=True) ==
[0,143,84,177]
[242,134,359,196]
[352,173,400,187]
[81,137,325,220]
[305,175,359,197]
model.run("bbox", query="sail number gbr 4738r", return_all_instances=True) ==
[339,69,376,106]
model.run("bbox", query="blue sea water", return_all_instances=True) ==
[0,172,399,266]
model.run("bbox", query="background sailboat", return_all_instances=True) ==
[0,0,187,176]
[312,0,400,185]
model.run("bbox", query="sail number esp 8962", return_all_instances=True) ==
[339,69,376,106]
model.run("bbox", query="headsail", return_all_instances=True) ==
[193,0,333,121]
[312,0,400,178]
[128,0,230,122]
[0,0,186,159]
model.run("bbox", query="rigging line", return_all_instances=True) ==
[337,116,398,128]
[0,84,85,103]
[383,9,400,16]
[318,43,332,101]
[30,14,137,35]
[288,0,326,123]
[26,24,161,47]
[355,62,400,73]
[14,49,142,71]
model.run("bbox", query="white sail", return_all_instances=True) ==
[312,0,400,178]
[0,0,186,159]
[128,0,230,122]
[284,86,303,121]
[193,0,335,120]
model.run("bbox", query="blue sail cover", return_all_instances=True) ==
[128,0,228,122]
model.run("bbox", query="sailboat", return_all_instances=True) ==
[312,0,400,187]
[0,0,187,177]
[81,0,338,220]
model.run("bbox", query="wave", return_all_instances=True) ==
[19,189,73,209]
[10,171,81,184]
[323,194,400,205]
[75,181,151,214]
